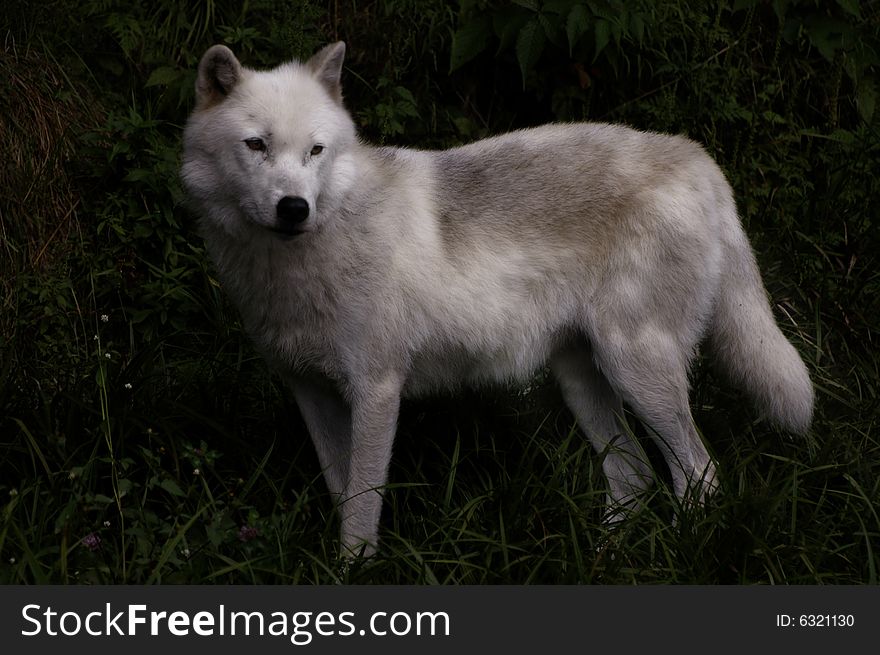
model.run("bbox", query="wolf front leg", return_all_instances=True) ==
[290,378,352,501]
[338,374,403,557]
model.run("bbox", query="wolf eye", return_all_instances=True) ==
[244,137,266,152]
[310,144,324,156]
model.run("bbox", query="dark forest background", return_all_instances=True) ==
[1,0,878,583]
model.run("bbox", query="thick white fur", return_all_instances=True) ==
[182,43,814,555]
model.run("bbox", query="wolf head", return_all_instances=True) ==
[182,43,357,239]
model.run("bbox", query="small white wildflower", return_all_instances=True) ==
[93,334,99,341]
[100,314,109,323]
[124,383,132,390]
[193,468,201,476]
[182,548,191,558]
[104,352,111,359]
[9,489,17,497]
[9,557,15,564]
[103,520,111,527]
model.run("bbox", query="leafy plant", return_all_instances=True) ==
[451,1,654,85]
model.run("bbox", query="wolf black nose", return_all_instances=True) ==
[276,196,310,227]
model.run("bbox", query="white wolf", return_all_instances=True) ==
[182,42,813,556]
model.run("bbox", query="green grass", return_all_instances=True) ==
[3,363,877,584]
[1,0,878,584]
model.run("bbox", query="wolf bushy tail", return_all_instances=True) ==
[711,222,814,434]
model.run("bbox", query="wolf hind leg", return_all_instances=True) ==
[550,344,654,520]
[591,332,718,503]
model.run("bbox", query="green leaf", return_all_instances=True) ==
[117,478,133,498]
[160,478,186,498]
[450,15,493,72]
[95,366,107,390]
[494,6,531,52]
[54,498,78,534]
[630,13,645,44]
[805,17,851,63]
[394,86,417,105]
[856,78,876,123]
[566,4,590,53]
[123,168,156,183]
[538,12,565,49]
[835,0,861,19]
[594,19,611,61]
[145,66,181,88]
[516,19,547,86]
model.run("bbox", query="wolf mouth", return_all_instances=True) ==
[268,225,305,240]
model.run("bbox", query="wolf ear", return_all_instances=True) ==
[195,45,243,108]
[306,42,346,103]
